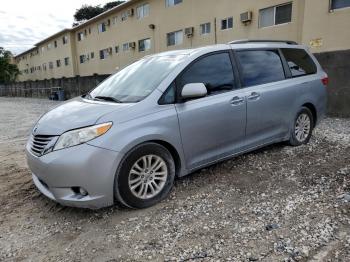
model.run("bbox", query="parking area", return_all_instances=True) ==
[0,97,349,261]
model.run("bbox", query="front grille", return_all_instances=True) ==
[30,135,55,156]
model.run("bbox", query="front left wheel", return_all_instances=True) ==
[114,143,175,209]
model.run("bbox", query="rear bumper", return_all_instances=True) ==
[26,143,123,209]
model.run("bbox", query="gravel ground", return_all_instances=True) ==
[0,97,349,262]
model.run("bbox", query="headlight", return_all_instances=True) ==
[53,122,112,151]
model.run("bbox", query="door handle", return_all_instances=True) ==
[231,96,244,105]
[247,92,261,101]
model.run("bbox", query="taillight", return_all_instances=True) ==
[322,75,329,86]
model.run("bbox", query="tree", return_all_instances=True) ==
[73,1,125,26]
[102,1,125,10]
[0,47,20,84]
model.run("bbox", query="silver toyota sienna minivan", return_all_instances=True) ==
[26,40,328,209]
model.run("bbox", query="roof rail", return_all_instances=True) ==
[229,39,298,45]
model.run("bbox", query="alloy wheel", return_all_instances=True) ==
[128,155,168,199]
[295,113,311,143]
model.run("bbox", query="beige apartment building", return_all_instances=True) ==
[14,0,350,82]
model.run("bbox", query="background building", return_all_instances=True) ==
[14,0,350,81]
[6,0,350,117]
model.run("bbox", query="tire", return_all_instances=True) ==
[114,143,175,209]
[289,107,314,146]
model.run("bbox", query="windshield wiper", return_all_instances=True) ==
[94,96,123,103]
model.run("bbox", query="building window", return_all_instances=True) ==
[259,3,292,28]
[167,30,183,46]
[90,52,95,59]
[100,49,110,60]
[49,62,53,69]
[123,43,130,51]
[330,0,350,10]
[47,43,52,50]
[139,38,151,52]
[62,36,68,45]
[98,23,107,33]
[88,28,91,34]
[54,40,57,48]
[221,17,233,30]
[112,16,118,25]
[137,3,150,19]
[42,63,47,71]
[80,55,86,64]
[200,22,211,35]
[121,11,128,21]
[64,57,69,66]
[77,32,84,41]
[115,45,119,53]
[166,0,182,7]
[56,59,61,67]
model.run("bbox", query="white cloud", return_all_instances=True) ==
[0,0,110,55]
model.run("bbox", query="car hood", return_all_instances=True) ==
[33,97,133,135]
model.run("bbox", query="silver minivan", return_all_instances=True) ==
[26,40,328,209]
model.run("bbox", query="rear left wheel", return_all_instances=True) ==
[289,107,314,146]
[114,143,175,209]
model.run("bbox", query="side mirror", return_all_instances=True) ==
[181,83,207,100]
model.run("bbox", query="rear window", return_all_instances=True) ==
[236,50,286,87]
[281,48,317,77]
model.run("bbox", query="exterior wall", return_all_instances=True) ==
[315,50,350,117]
[302,0,350,53]
[14,0,350,81]
[72,0,305,76]
[16,32,76,81]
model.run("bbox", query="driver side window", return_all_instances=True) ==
[177,52,235,96]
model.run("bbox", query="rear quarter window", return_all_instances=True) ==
[281,48,317,77]
[236,50,286,87]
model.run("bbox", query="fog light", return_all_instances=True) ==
[79,187,88,196]
[72,187,88,196]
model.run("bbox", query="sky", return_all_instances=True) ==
[0,0,111,55]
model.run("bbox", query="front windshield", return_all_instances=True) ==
[89,55,186,103]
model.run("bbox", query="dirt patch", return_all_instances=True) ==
[0,97,349,261]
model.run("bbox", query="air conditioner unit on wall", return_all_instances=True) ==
[240,11,252,24]
[128,42,136,49]
[185,27,194,37]
[127,8,134,17]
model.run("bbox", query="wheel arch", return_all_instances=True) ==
[302,102,317,127]
[119,138,185,178]
[148,140,182,177]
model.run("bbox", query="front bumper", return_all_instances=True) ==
[26,143,123,209]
